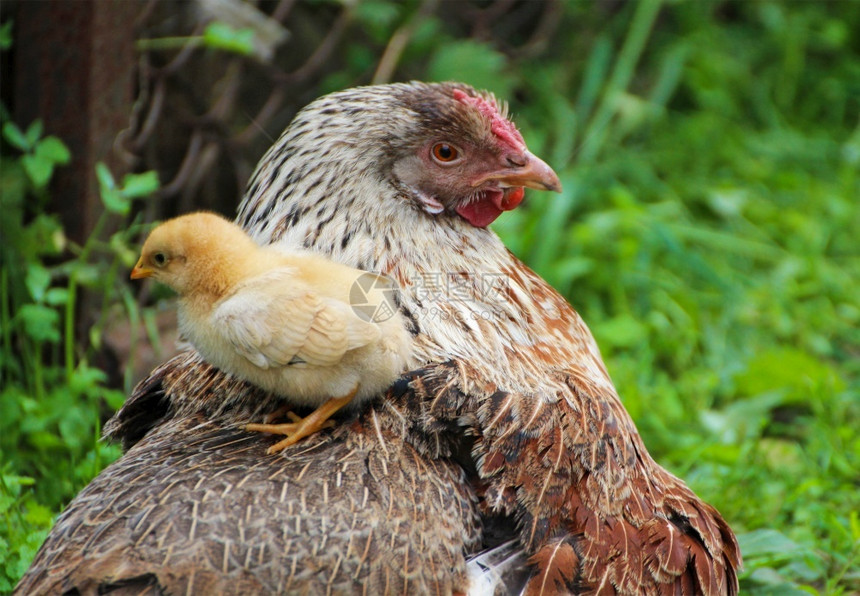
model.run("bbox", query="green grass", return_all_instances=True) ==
[0,120,157,591]
[2,1,858,593]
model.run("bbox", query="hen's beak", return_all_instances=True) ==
[473,151,562,193]
[130,261,153,280]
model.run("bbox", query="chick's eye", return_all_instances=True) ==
[153,253,167,266]
[431,143,459,163]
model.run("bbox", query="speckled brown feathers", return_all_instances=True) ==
[397,356,739,595]
[17,353,481,595]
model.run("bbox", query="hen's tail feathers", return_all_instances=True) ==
[466,540,529,596]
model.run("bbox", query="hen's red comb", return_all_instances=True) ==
[453,89,525,151]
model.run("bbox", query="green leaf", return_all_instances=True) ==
[0,158,27,209]
[69,365,108,396]
[96,163,127,213]
[26,429,63,450]
[426,40,513,99]
[202,22,255,56]
[89,326,103,351]
[34,136,71,165]
[746,569,811,595]
[24,214,66,257]
[109,231,140,267]
[95,162,116,192]
[700,392,786,443]
[24,264,51,302]
[17,304,61,343]
[738,529,804,559]
[64,262,105,288]
[593,313,648,350]
[354,1,400,29]
[354,1,401,43]
[101,188,130,215]
[576,34,613,122]
[2,121,30,152]
[102,388,126,411]
[734,348,844,401]
[44,288,69,306]
[120,170,159,199]
[25,120,44,148]
[21,154,53,189]
[22,502,53,526]
[0,20,13,50]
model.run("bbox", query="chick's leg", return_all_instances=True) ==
[245,385,358,454]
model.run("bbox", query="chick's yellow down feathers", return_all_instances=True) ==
[131,212,411,452]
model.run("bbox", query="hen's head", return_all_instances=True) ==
[240,82,561,245]
[385,85,561,227]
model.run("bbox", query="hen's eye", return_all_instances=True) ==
[153,253,167,266]
[431,143,459,163]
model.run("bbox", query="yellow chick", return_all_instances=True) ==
[131,212,411,453]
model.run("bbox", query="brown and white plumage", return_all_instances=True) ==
[238,81,740,593]
[131,212,410,450]
[17,355,482,595]
[17,81,739,595]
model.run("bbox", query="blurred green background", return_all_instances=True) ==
[1,1,858,593]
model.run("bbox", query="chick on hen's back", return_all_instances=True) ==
[131,212,412,452]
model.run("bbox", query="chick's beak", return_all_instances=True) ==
[473,151,562,193]
[130,260,153,280]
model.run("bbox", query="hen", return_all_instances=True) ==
[17,82,740,595]
[131,212,410,451]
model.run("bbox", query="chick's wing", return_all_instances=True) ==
[214,269,379,369]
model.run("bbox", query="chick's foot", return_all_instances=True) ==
[245,387,357,453]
